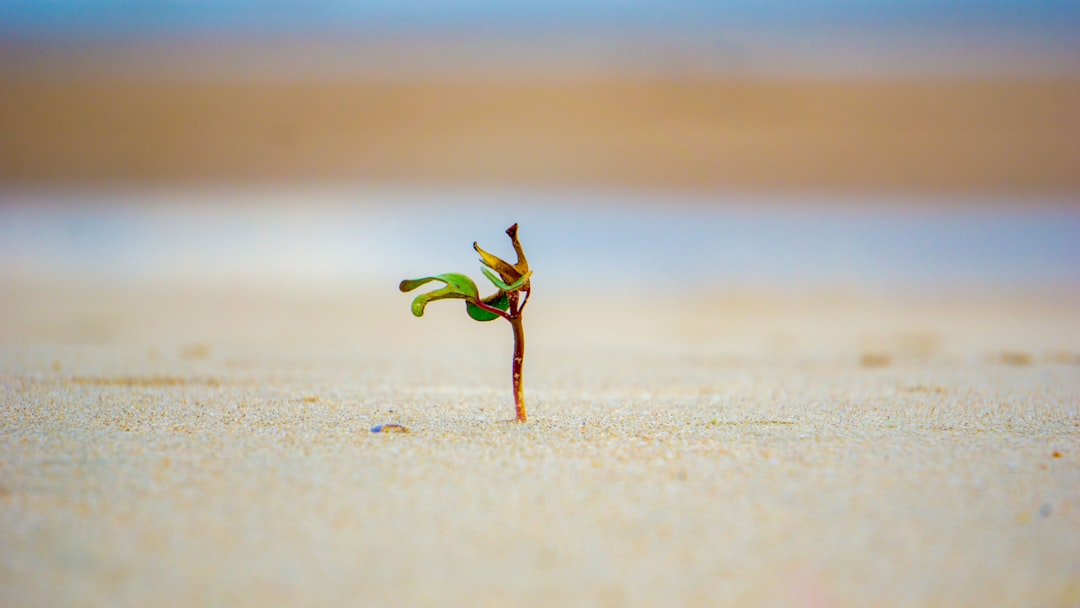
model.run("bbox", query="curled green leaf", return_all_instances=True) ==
[467,291,510,322]
[480,267,532,292]
[398,273,480,317]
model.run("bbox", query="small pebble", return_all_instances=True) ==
[1039,503,1052,518]
[371,423,410,433]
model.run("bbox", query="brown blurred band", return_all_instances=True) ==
[2,76,1078,193]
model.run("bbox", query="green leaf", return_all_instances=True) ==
[480,267,531,292]
[398,273,480,317]
[467,292,509,322]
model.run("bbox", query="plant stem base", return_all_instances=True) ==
[510,315,526,422]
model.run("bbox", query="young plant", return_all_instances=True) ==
[399,223,532,422]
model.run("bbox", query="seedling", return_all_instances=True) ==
[399,223,532,422]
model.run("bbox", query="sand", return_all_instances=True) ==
[1,283,1078,607]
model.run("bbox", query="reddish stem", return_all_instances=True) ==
[509,313,526,422]
[471,291,527,422]
[506,290,527,422]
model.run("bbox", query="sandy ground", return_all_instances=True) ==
[2,76,1079,193]
[1,282,1078,607]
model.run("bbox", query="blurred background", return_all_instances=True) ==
[1,1,1079,353]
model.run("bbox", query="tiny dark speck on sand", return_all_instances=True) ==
[1039,504,1052,518]
[371,424,410,433]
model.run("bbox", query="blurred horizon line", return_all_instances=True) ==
[3,25,1078,80]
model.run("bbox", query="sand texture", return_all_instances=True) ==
[2,285,1079,607]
